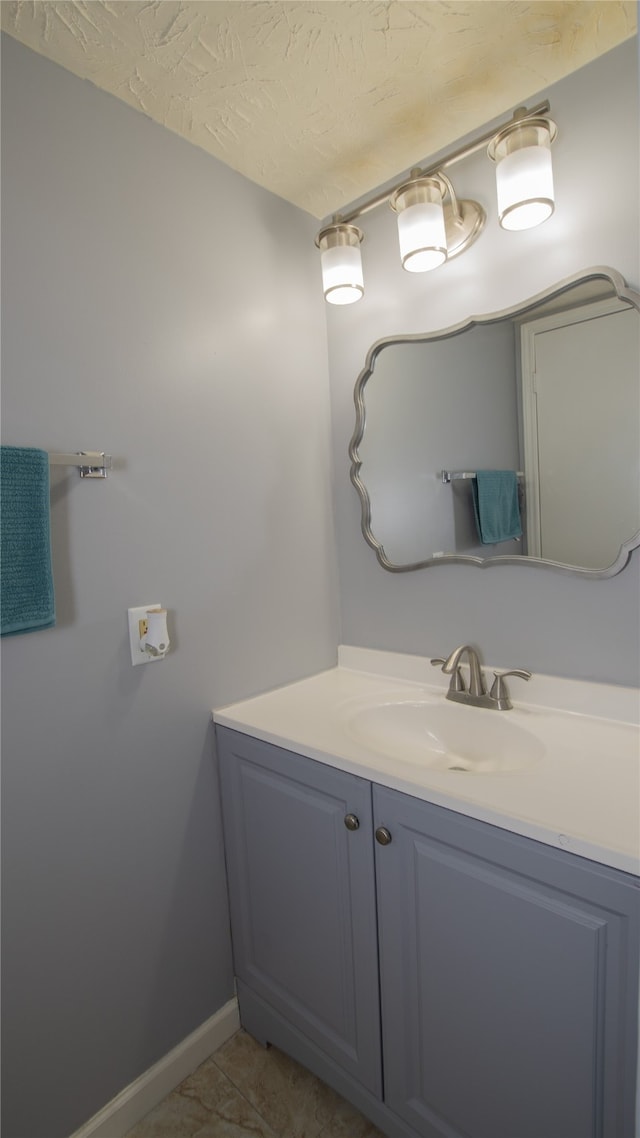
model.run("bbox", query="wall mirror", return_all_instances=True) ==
[350,267,640,576]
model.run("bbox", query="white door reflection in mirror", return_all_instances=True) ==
[521,300,640,569]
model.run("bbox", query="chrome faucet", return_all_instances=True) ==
[431,645,531,710]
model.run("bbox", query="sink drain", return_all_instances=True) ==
[448,763,470,772]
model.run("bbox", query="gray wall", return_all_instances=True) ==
[1,35,338,1138]
[327,39,640,685]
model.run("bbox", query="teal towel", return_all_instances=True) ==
[472,470,522,545]
[1,446,56,636]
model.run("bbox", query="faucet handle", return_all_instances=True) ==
[494,668,532,682]
[490,669,532,705]
[431,657,466,692]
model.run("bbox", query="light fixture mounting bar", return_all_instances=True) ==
[331,101,551,228]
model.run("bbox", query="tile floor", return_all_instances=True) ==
[125,1029,387,1138]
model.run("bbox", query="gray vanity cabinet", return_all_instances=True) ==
[374,784,639,1138]
[216,727,382,1096]
[216,727,639,1138]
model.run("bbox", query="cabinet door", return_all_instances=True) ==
[217,727,382,1095]
[374,785,639,1138]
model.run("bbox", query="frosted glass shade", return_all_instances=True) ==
[317,225,364,305]
[492,121,555,231]
[392,178,447,272]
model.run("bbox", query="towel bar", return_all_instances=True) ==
[441,469,524,483]
[49,452,112,479]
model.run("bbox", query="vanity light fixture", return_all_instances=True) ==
[315,223,364,305]
[316,102,557,304]
[488,109,557,231]
[391,175,448,272]
[391,171,486,273]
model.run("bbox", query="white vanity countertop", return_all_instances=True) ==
[213,647,640,877]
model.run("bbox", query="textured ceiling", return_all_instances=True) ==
[1,1,636,219]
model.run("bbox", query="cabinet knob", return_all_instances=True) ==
[375,826,392,846]
[344,813,360,831]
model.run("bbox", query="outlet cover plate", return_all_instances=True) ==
[128,604,162,666]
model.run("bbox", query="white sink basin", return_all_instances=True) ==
[344,698,546,773]
[215,650,640,872]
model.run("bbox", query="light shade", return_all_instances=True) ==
[315,224,364,305]
[489,116,557,231]
[391,177,447,272]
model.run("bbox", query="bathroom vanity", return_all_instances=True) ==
[213,649,640,1138]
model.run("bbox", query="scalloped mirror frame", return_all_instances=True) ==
[349,267,640,577]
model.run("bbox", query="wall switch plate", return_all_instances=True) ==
[128,604,162,666]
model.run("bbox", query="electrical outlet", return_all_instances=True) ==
[128,604,162,666]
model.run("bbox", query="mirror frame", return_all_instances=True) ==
[349,267,640,577]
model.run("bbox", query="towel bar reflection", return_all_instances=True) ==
[441,469,524,483]
[49,452,112,479]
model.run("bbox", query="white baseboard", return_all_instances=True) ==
[69,997,240,1138]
